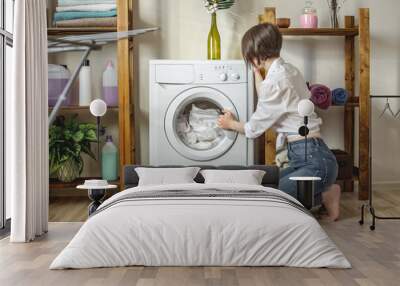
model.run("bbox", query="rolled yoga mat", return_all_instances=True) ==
[331,88,349,105]
[309,84,332,110]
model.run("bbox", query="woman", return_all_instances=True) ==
[217,23,340,221]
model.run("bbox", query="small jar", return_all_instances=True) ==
[300,1,318,28]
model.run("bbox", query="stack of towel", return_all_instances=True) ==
[54,0,117,28]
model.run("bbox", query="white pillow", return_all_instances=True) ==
[135,167,201,186]
[200,169,266,185]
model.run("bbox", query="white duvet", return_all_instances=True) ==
[50,183,351,269]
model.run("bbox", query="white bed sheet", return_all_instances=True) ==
[50,183,350,269]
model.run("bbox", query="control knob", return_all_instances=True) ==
[219,73,228,81]
[231,73,240,80]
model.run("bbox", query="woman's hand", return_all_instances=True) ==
[217,110,245,134]
[217,110,235,130]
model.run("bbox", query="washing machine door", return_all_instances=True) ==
[165,87,238,161]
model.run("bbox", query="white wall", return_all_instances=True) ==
[133,0,400,184]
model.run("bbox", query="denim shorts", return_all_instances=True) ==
[278,138,338,206]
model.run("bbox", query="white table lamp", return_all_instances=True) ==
[297,99,314,162]
[298,98,315,117]
[90,99,107,117]
[294,99,320,209]
[90,99,108,167]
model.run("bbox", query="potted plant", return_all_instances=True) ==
[49,115,97,182]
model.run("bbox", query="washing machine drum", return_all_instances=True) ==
[165,87,238,161]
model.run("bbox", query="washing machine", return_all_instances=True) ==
[149,60,254,165]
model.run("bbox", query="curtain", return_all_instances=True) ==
[8,0,49,242]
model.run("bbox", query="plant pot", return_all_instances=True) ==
[57,158,80,183]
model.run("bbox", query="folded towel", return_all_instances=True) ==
[331,88,349,105]
[54,9,117,22]
[55,17,117,27]
[309,84,332,110]
[56,4,116,12]
[58,0,115,6]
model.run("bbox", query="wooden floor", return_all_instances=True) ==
[49,197,91,222]
[1,189,400,286]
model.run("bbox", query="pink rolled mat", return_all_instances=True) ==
[309,84,332,110]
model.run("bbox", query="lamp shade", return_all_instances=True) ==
[90,99,107,117]
[298,99,315,117]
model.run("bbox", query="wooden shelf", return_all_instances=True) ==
[279,28,359,37]
[49,105,118,111]
[260,8,370,200]
[50,177,120,191]
[47,0,135,189]
[48,27,117,36]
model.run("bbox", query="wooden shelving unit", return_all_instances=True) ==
[48,0,135,189]
[259,7,370,200]
[116,0,135,175]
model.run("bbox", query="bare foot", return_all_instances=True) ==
[321,184,341,221]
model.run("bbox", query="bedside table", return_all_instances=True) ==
[77,182,117,215]
[289,177,321,210]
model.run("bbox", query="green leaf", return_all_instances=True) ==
[59,154,70,163]
[205,0,235,10]
[85,129,97,141]
[63,130,72,140]
[72,131,84,143]
[73,143,81,156]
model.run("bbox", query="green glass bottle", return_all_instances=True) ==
[207,12,221,60]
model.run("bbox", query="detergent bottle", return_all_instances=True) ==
[79,59,92,106]
[102,60,118,106]
[101,135,118,181]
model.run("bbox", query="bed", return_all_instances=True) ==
[50,165,350,269]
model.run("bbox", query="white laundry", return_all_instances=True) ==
[275,133,289,169]
[177,104,225,150]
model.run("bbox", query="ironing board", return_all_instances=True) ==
[47,27,159,125]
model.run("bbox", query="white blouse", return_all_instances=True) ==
[244,58,322,139]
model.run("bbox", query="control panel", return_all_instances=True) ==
[195,62,247,84]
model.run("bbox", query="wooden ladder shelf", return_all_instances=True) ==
[259,7,370,200]
[47,0,136,189]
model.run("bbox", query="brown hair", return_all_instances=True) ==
[241,23,282,66]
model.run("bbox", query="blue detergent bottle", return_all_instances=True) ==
[101,135,118,181]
